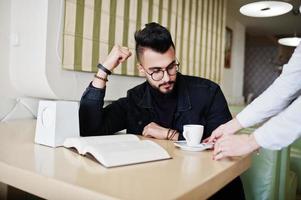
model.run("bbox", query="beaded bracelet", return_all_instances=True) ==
[166,129,171,140]
[168,130,177,140]
[94,74,108,82]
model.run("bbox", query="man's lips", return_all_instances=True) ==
[159,81,175,88]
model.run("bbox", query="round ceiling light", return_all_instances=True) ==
[240,1,293,17]
[278,37,301,47]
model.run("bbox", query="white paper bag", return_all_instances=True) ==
[35,100,80,147]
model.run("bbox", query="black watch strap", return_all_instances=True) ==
[97,63,112,75]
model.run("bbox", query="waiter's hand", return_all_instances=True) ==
[213,134,260,160]
[203,118,243,144]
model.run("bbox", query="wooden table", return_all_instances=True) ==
[0,120,250,200]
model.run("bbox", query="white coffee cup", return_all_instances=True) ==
[183,124,204,146]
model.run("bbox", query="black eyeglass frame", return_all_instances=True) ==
[140,59,180,81]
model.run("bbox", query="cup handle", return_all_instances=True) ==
[183,130,190,141]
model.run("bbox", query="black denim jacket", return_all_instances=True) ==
[79,73,232,140]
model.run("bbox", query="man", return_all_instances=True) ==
[205,42,301,160]
[79,22,245,199]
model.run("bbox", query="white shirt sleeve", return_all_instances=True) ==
[253,95,301,150]
[236,42,301,128]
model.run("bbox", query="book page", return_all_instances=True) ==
[85,140,171,168]
[63,134,139,154]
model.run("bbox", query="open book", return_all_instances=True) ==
[63,134,171,168]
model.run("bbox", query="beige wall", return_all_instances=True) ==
[0,0,41,122]
[221,14,245,105]
[0,0,26,121]
[0,0,9,187]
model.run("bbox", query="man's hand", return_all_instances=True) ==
[102,45,132,71]
[203,118,243,144]
[93,45,132,88]
[142,122,178,140]
[213,134,260,160]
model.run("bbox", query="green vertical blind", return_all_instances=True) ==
[63,0,226,83]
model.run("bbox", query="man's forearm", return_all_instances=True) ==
[79,86,106,136]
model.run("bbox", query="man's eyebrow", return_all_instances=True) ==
[148,60,176,71]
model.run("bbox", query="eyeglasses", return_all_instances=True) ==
[141,60,180,81]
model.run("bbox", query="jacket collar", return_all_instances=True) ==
[138,73,191,112]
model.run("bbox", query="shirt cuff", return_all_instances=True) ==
[236,112,249,128]
[253,128,281,150]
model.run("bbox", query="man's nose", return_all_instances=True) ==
[162,70,170,82]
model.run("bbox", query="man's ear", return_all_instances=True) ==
[137,63,145,76]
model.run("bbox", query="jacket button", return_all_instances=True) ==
[138,121,142,125]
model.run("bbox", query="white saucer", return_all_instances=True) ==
[173,141,213,152]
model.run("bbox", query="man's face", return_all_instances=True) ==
[138,47,177,94]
